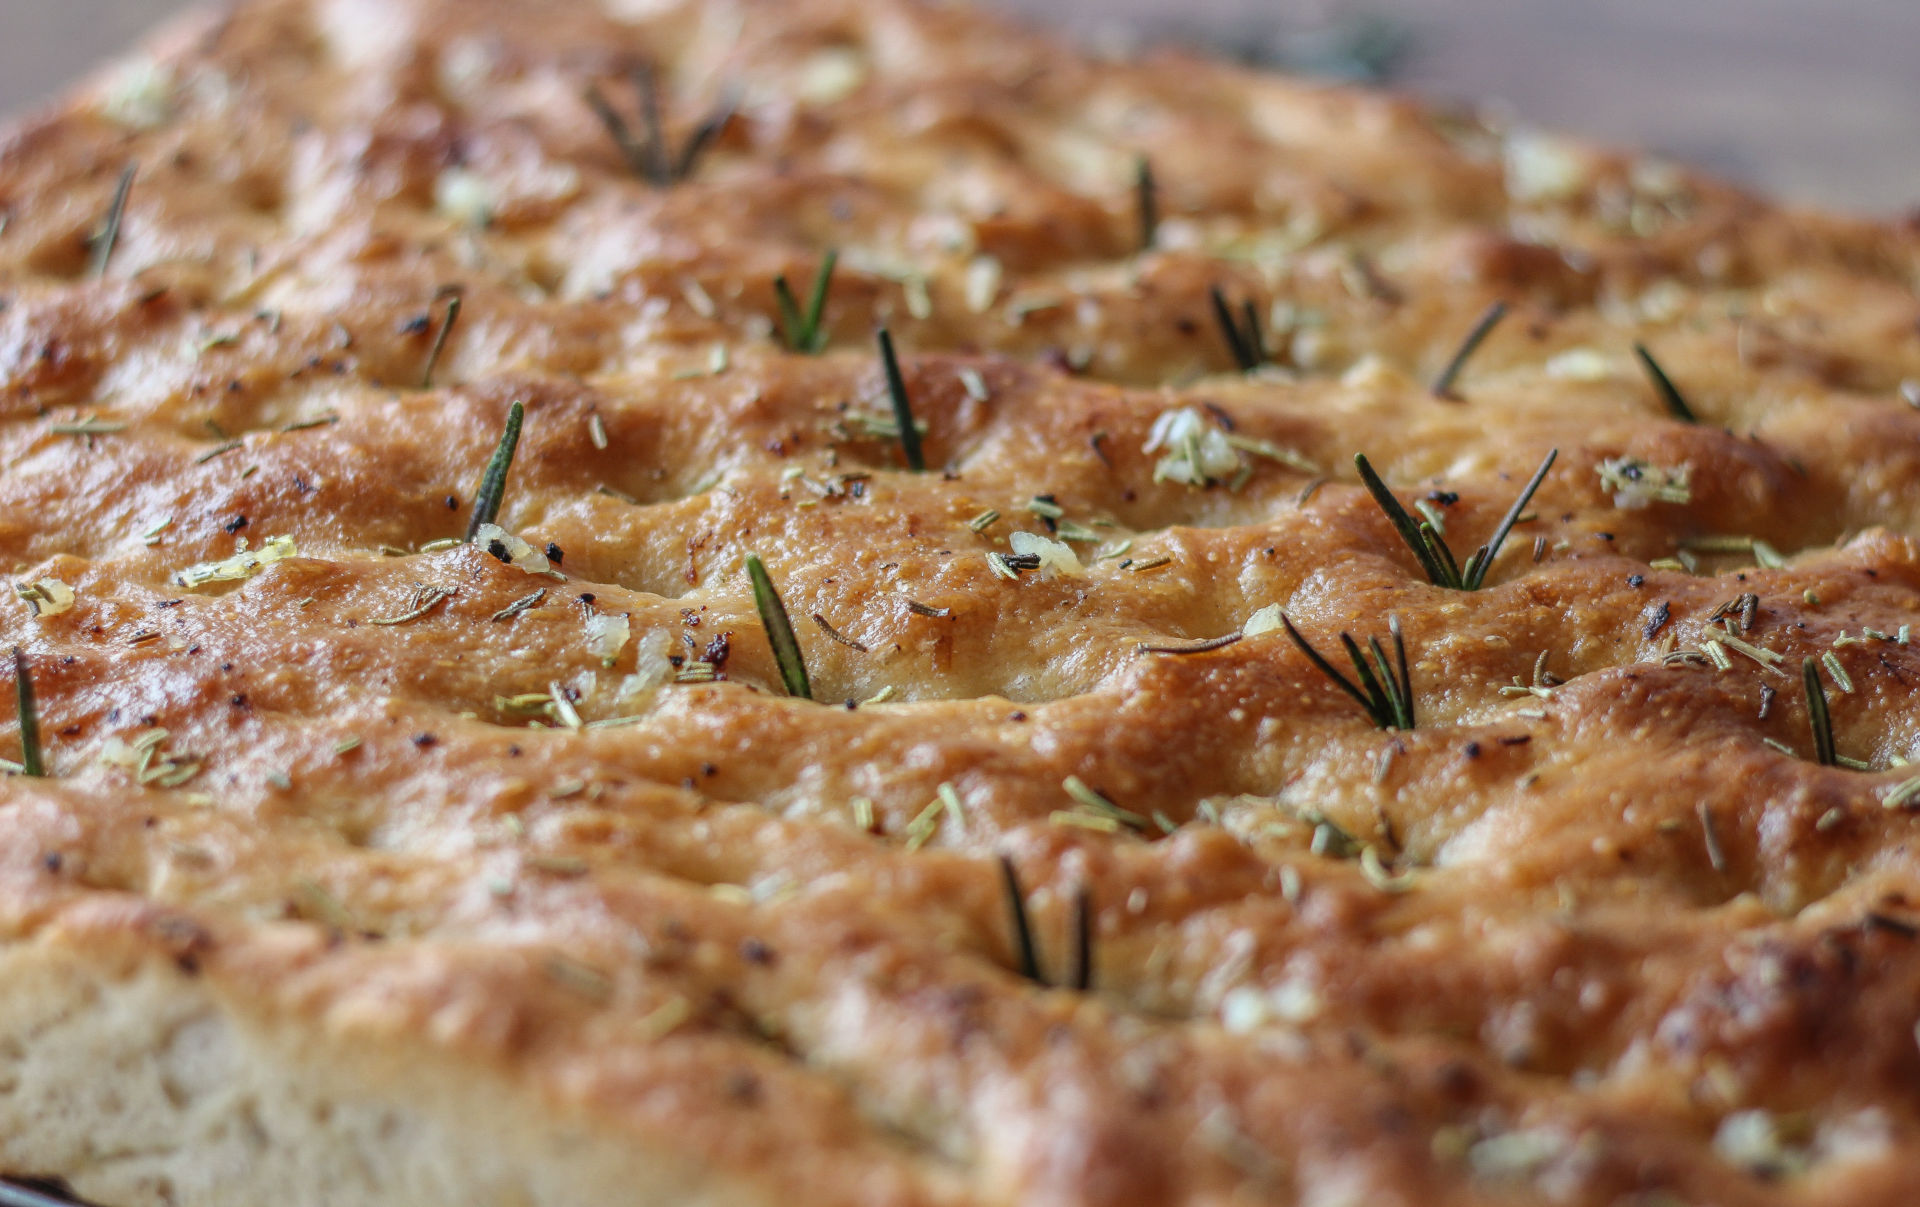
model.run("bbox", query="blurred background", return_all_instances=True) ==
[2,0,1914,214]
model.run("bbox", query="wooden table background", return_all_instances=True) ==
[2,0,1915,215]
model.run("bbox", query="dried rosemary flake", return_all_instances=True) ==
[172,535,298,589]
[367,586,455,626]
[15,578,75,618]
[937,782,965,829]
[810,612,869,653]
[544,955,613,1003]
[1700,640,1733,672]
[1713,630,1784,670]
[195,439,244,464]
[280,413,338,433]
[1821,652,1854,694]
[1055,521,1103,544]
[139,517,172,546]
[861,685,896,706]
[1063,775,1149,831]
[526,854,589,877]
[491,589,547,622]
[418,538,462,554]
[1225,434,1317,473]
[1358,845,1414,894]
[1052,810,1121,834]
[1882,778,1920,810]
[588,414,609,450]
[1761,737,1797,756]
[1698,802,1727,873]
[1027,496,1065,521]
[1126,555,1173,573]
[967,509,1001,533]
[958,367,991,402]
[332,736,362,756]
[50,417,129,436]
[851,796,876,831]
[637,996,692,1042]
[1137,634,1243,656]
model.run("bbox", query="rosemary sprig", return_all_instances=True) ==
[746,553,811,699]
[89,164,137,280]
[998,854,1043,985]
[1209,286,1267,373]
[1279,614,1416,729]
[466,400,525,542]
[1430,300,1508,399]
[774,249,838,354]
[13,647,42,777]
[877,329,926,471]
[1803,657,1836,766]
[585,66,734,186]
[421,291,462,389]
[1135,155,1158,252]
[1354,449,1557,590]
[1633,342,1698,423]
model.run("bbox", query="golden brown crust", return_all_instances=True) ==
[2,0,1920,1203]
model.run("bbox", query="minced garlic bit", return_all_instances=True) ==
[585,613,631,667]
[172,535,298,589]
[1008,530,1085,579]
[97,57,175,130]
[15,578,75,618]
[1596,457,1692,508]
[1713,1110,1809,1179]
[1145,407,1239,487]
[99,727,201,788]
[472,522,555,576]
[434,168,496,228]
[615,630,675,702]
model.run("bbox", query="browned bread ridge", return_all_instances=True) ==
[2,1,1920,1203]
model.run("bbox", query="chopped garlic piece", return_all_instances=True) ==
[1546,348,1612,382]
[1146,408,1239,487]
[617,630,675,701]
[797,46,868,104]
[172,535,298,589]
[15,578,74,618]
[1009,531,1085,579]
[1243,605,1284,637]
[1596,457,1692,508]
[98,58,174,130]
[1504,130,1592,204]
[473,523,553,575]
[434,168,496,228]
[585,613,631,668]
[1714,1110,1808,1178]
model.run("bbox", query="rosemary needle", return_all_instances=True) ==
[421,291,462,389]
[746,553,811,699]
[466,400,525,542]
[1208,286,1266,373]
[13,647,42,777]
[877,329,926,471]
[1069,885,1093,992]
[998,854,1043,985]
[89,164,136,280]
[774,249,839,354]
[1134,154,1158,252]
[1430,299,1508,399]
[1803,657,1836,766]
[1354,449,1557,590]
[1633,342,1698,423]
[1279,614,1416,730]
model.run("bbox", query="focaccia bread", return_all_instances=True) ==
[2,1,1920,1203]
